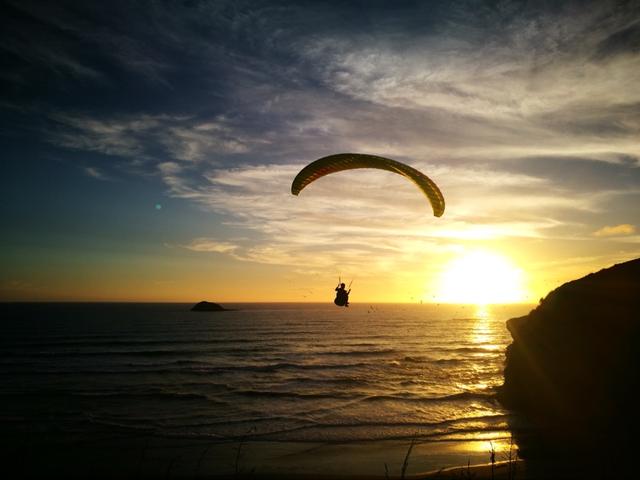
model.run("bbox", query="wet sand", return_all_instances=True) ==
[2,431,525,478]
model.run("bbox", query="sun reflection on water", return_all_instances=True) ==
[454,436,515,453]
[475,304,490,320]
[471,304,499,351]
[452,304,508,403]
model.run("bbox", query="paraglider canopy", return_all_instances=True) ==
[291,153,445,217]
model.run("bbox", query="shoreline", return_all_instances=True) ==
[2,433,523,478]
[204,459,527,479]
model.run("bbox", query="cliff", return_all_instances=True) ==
[499,258,640,474]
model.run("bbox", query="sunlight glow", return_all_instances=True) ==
[458,437,515,453]
[435,251,526,304]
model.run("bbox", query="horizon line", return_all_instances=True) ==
[0,300,536,306]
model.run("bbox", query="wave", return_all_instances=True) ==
[1,389,222,403]
[0,360,374,377]
[222,361,372,372]
[263,414,508,435]
[0,346,287,358]
[77,390,210,400]
[0,361,489,377]
[399,355,466,365]
[401,355,428,363]
[430,346,500,353]
[143,413,512,443]
[2,344,499,362]
[232,389,354,400]
[314,348,398,357]
[0,349,209,358]
[2,337,260,348]
[208,388,499,404]
[357,390,497,404]
[280,376,369,387]
[41,404,511,442]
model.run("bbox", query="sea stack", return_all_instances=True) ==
[190,301,229,312]
[499,258,640,475]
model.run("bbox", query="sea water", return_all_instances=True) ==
[0,302,532,476]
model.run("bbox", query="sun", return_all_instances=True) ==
[435,250,526,304]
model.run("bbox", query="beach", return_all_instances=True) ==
[4,431,526,478]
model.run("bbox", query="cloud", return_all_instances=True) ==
[163,122,253,161]
[594,21,640,59]
[49,113,258,166]
[83,167,110,180]
[288,1,640,161]
[28,0,639,180]
[2,1,175,86]
[183,239,239,254]
[50,114,162,159]
[0,3,104,82]
[162,161,609,273]
[593,224,637,237]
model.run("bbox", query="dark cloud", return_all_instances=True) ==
[595,21,640,59]
[1,1,230,113]
[533,101,640,138]
[501,155,640,192]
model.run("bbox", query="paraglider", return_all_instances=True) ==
[291,153,444,308]
[334,279,351,307]
[291,153,445,217]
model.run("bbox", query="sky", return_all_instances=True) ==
[1,0,639,303]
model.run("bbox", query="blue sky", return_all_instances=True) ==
[2,0,639,301]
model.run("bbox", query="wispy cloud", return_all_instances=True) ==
[160,161,610,274]
[183,238,239,254]
[293,3,640,161]
[163,122,254,161]
[49,113,257,166]
[2,1,174,86]
[50,114,163,159]
[83,166,110,181]
[593,223,637,237]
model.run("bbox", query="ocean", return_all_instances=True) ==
[0,302,532,477]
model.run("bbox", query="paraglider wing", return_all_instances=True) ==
[290,153,445,217]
